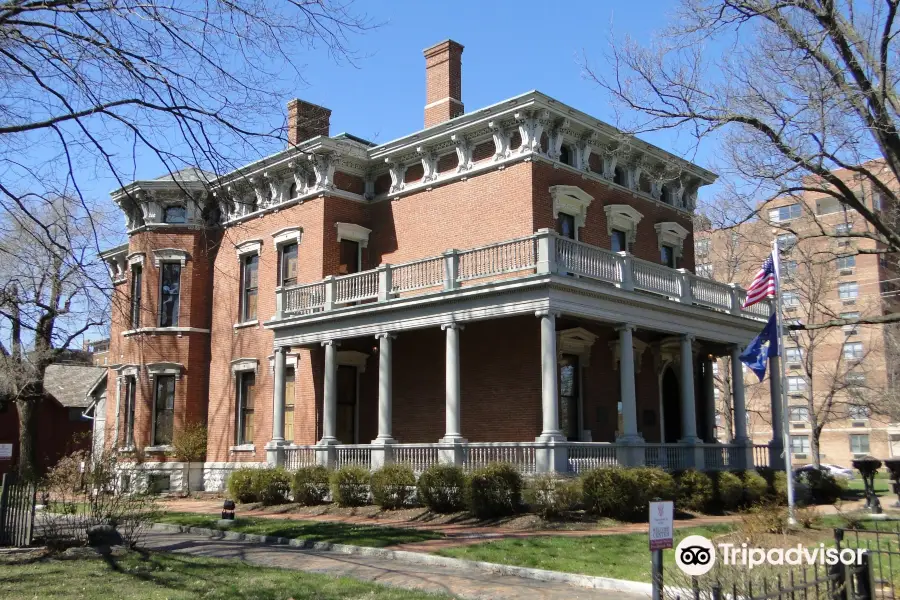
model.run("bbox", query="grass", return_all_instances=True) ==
[0,551,449,600]
[437,524,734,583]
[156,512,443,548]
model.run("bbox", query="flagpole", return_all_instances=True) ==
[771,236,797,525]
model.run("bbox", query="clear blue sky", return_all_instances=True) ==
[113,0,713,193]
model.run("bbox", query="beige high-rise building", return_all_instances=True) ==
[698,160,900,467]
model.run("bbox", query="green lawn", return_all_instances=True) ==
[156,512,443,548]
[437,524,734,583]
[0,552,449,600]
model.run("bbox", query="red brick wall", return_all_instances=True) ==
[0,400,91,476]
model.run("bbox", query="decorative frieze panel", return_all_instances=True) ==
[514,109,548,154]
[309,152,335,191]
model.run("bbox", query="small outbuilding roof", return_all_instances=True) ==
[43,365,107,408]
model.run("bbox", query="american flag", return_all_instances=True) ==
[742,252,777,308]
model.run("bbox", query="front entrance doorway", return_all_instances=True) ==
[336,365,358,443]
[662,366,682,443]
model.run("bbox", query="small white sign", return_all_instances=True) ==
[0,443,12,460]
[649,500,674,550]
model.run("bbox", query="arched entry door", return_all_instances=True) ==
[662,366,682,443]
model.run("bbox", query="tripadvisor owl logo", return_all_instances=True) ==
[675,535,716,576]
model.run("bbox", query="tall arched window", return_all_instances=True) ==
[613,166,627,186]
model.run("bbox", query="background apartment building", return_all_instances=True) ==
[698,161,900,467]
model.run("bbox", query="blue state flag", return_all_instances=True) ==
[739,313,781,382]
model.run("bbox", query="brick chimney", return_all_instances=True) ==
[423,40,464,128]
[287,99,332,146]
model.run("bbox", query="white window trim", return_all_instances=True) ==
[230,357,259,376]
[608,336,649,374]
[604,204,644,245]
[152,248,190,268]
[654,222,690,259]
[335,222,371,248]
[127,252,145,267]
[235,239,262,258]
[146,362,184,382]
[550,185,594,229]
[268,352,299,373]
[337,350,369,373]
[272,226,303,249]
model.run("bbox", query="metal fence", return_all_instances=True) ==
[0,473,37,547]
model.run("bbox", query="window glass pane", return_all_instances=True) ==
[558,354,579,440]
[783,291,799,306]
[557,213,576,240]
[125,377,136,446]
[839,282,859,299]
[835,222,853,234]
[130,265,142,329]
[787,376,807,392]
[154,375,175,445]
[239,372,256,444]
[611,230,627,253]
[786,347,803,362]
[242,255,259,321]
[790,435,809,453]
[281,243,298,286]
[850,434,870,454]
[783,261,798,277]
[789,406,809,421]
[836,255,856,270]
[848,404,869,419]
[164,205,186,224]
[339,239,360,274]
[284,367,295,443]
[696,238,710,256]
[777,233,797,248]
[843,342,863,359]
[697,263,714,278]
[661,245,675,268]
[159,263,181,327]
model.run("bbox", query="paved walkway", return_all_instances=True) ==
[160,498,736,551]
[141,529,650,599]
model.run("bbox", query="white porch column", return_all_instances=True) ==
[702,356,717,443]
[730,345,753,469]
[265,346,287,467]
[535,310,567,473]
[679,334,702,444]
[439,323,466,466]
[615,324,644,468]
[315,340,339,467]
[371,333,397,468]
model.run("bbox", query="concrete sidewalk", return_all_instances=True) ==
[141,529,650,600]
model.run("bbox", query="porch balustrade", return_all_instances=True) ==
[275,230,771,320]
[280,441,761,475]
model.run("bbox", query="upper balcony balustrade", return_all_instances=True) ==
[273,229,771,323]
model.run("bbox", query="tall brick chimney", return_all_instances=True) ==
[423,40,464,128]
[287,99,332,146]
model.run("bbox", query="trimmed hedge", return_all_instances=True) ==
[371,464,416,509]
[711,471,743,512]
[581,467,674,521]
[676,469,714,512]
[524,474,582,519]
[467,463,523,518]
[291,466,331,506]
[417,464,467,513]
[227,468,257,503]
[330,465,370,507]
[741,470,769,507]
[226,467,290,505]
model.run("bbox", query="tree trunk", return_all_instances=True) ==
[15,397,40,480]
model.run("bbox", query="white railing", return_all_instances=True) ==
[753,444,770,468]
[457,236,537,282]
[282,281,326,314]
[702,445,736,471]
[566,442,618,473]
[690,276,732,311]
[335,445,372,469]
[335,271,379,304]
[392,257,445,294]
[463,443,537,474]
[631,257,684,298]
[284,445,317,470]
[555,237,620,283]
[277,230,769,321]
[393,444,440,474]
[644,444,693,471]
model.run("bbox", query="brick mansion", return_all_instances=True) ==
[99,40,775,491]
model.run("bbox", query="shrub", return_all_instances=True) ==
[676,469,714,512]
[794,505,823,529]
[227,468,258,503]
[773,471,811,506]
[740,501,791,537]
[330,465,370,507]
[253,468,291,506]
[370,464,416,509]
[417,464,467,513]
[713,471,744,512]
[581,467,674,521]
[798,469,845,504]
[291,466,331,506]
[467,463,523,519]
[741,471,769,507]
[524,475,582,519]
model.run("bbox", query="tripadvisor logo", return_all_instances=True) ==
[675,535,866,576]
